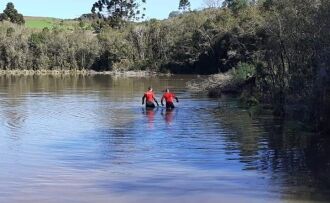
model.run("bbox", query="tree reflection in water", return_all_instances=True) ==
[212,101,330,200]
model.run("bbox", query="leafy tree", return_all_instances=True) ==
[179,0,191,11]
[91,0,146,29]
[78,13,98,21]
[0,2,25,25]
[204,0,222,8]
[168,11,181,18]
[223,0,248,13]
[261,0,274,10]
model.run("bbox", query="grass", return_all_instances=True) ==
[24,16,79,30]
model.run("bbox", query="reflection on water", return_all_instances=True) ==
[161,108,177,125]
[142,108,157,129]
[0,75,329,203]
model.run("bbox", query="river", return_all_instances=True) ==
[0,75,329,203]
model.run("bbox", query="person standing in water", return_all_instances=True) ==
[142,87,159,108]
[161,89,179,109]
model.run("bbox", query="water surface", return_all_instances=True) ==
[0,75,329,203]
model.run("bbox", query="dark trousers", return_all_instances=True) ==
[166,102,175,109]
[146,101,156,108]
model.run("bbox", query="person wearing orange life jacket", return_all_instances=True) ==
[142,87,159,108]
[161,88,179,109]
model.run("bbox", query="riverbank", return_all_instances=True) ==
[0,69,165,77]
[187,71,254,98]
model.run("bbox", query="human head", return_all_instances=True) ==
[148,87,153,91]
[165,88,170,92]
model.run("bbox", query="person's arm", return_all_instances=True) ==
[142,95,145,105]
[153,95,159,106]
[152,94,159,106]
[161,96,164,106]
[173,93,179,103]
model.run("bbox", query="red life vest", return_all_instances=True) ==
[144,91,155,102]
[162,92,175,103]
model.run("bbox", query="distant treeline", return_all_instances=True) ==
[0,0,329,131]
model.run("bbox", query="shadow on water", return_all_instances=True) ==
[212,97,330,201]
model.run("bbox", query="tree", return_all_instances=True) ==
[204,0,222,8]
[168,11,181,18]
[91,0,146,29]
[0,2,25,25]
[179,0,191,11]
[262,0,275,10]
[223,0,248,13]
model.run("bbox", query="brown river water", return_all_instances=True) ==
[0,75,329,203]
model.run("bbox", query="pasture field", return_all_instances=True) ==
[24,16,79,30]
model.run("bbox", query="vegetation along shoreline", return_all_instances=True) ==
[0,69,161,76]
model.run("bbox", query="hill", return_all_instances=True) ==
[24,16,79,30]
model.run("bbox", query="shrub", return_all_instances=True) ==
[232,62,255,82]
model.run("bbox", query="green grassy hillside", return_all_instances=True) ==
[24,16,79,30]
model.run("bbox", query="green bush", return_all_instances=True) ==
[232,62,256,82]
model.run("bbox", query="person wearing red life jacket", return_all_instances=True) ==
[142,87,159,108]
[161,88,179,109]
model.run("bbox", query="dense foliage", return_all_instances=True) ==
[179,0,191,11]
[0,2,24,25]
[91,0,146,29]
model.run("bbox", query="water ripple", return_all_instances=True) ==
[0,75,328,203]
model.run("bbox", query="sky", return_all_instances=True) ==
[0,0,206,19]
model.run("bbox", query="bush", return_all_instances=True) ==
[232,62,255,82]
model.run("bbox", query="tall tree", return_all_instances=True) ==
[0,2,25,25]
[262,0,275,10]
[223,0,248,13]
[204,0,222,8]
[179,0,191,11]
[91,0,146,29]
